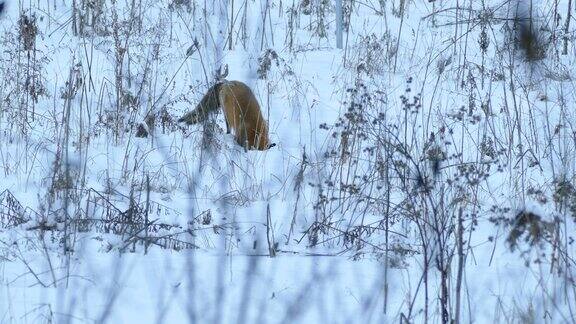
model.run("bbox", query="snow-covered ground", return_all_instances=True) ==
[1,0,575,323]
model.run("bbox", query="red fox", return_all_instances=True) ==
[179,80,275,151]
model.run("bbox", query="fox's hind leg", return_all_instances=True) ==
[235,129,249,152]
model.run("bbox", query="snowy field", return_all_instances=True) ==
[0,0,575,323]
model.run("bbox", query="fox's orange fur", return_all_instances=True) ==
[179,80,273,151]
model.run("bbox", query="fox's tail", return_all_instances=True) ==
[178,82,222,125]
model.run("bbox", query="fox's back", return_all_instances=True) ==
[220,81,258,112]
[220,81,264,125]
